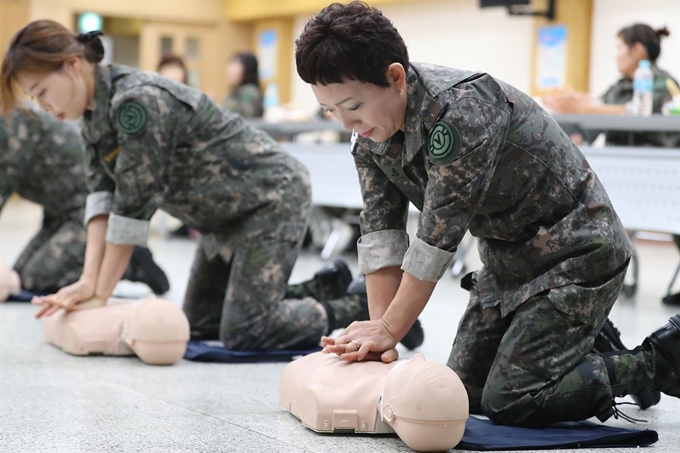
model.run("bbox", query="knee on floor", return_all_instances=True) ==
[480,385,537,426]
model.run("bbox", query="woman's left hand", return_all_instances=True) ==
[321,319,399,362]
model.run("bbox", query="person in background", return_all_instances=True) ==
[157,53,189,85]
[545,24,679,147]
[1,107,169,297]
[545,24,680,305]
[222,52,264,118]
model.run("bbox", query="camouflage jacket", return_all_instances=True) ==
[599,66,680,147]
[352,63,633,316]
[0,108,86,221]
[222,84,264,119]
[81,65,309,253]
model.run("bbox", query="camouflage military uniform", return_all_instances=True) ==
[222,83,264,118]
[352,63,637,426]
[1,108,168,294]
[0,109,95,292]
[1,108,91,293]
[81,65,325,351]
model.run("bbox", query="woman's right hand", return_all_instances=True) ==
[32,279,96,318]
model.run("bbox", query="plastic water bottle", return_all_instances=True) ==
[632,60,653,116]
[263,82,280,121]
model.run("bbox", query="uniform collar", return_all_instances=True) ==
[402,64,444,163]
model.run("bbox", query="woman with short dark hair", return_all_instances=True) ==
[295,1,679,427]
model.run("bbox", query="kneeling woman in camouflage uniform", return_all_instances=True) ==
[1,20,366,351]
[1,107,168,296]
[295,1,680,427]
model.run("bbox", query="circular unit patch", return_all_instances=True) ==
[428,121,461,164]
[116,100,147,135]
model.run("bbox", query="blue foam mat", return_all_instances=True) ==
[5,290,45,302]
[183,340,322,363]
[456,416,658,450]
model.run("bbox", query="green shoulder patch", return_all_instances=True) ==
[428,121,461,164]
[116,100,147,135]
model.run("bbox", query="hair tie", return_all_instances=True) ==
[77,30,103,43]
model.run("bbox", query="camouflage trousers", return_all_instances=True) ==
[182,234,327,351]
[13,216,88,293]
[448,265,629,427]
[13,212,161,294]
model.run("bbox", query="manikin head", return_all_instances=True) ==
[43,296,190,365]
[380,354,468,451]
[121,296,191,365]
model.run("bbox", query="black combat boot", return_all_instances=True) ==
[127,246,170,295]
[593,318,661,409]
[346,276,425,351]
[320,292,369,335]
[604,315,680,402]
[286,258,353,302]
[648,315,680,398]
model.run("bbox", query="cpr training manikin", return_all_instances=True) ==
[3,258,189,365]
[279,351,469,452]
[41,295,190,365]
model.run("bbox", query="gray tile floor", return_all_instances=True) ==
[1,198,679,453]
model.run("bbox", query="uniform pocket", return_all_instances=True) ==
[505,266,626,381]
[546,267,626,328]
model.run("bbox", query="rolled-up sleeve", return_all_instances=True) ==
[84,191,112,224]
[357,229,409,275]
[352,143,410,275]
[105,212,149,245]
[402,237,454,281]
[405,97,508,281]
